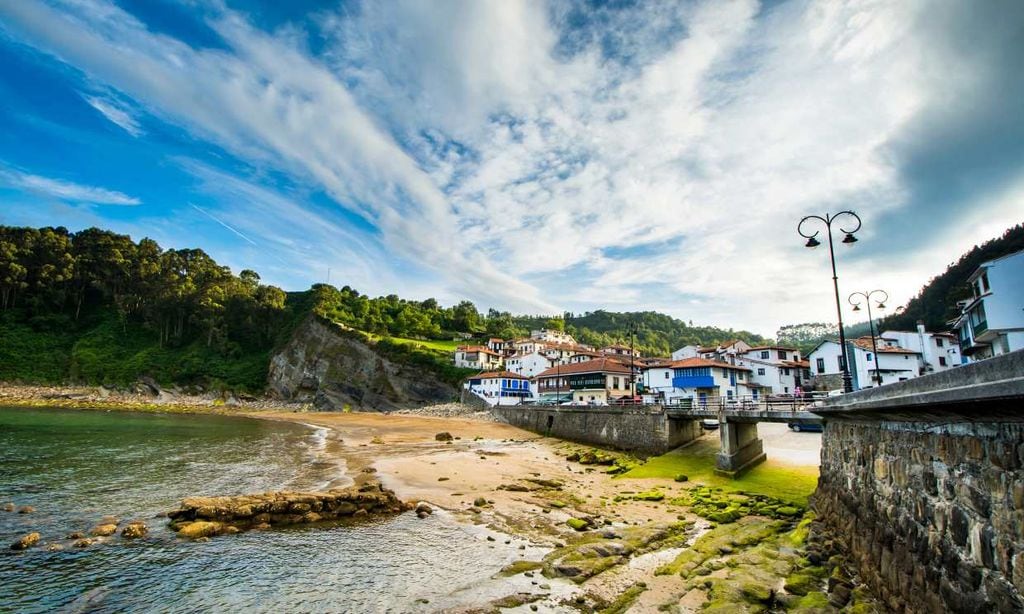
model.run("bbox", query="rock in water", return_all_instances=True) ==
[167,481,405,537]
[2,502,14,512]
[121,522,148,539]
[11,532,40,550]
[17,506,35,514]
[90,524,118,537]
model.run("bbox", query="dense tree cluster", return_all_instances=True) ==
[0,226,287,352]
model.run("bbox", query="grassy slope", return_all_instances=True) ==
[364,333,462,352]
[620,437,819,505]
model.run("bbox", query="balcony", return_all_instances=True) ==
[672,375,715,389]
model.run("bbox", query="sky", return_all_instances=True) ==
[0,0,1021,337]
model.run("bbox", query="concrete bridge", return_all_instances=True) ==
[488,398,823,476]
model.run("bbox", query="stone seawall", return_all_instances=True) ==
[489,404,700,454]
[814,420,1024,612]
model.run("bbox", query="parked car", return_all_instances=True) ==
[701,418,720,430]
[788,422,823,433]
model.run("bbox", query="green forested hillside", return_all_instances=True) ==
[879,223,1024,332]
[1,224,774,391]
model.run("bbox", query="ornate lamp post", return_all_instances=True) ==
[848,289,888,387]
[798,211,862,393]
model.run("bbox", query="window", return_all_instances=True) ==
[737,371,745,380]
[816,358,825,374]
[760,350,769,359]
[727,390,734,399]
[783,368,791,375]
[757,368,766,376]
[777,350,787,360]
[939,357,947,366]
[936,338,944,347]
[866,353,873,362]
[784,387,789,393]
[838,356,845,371]
[664,371,669,379]
[612,376,620,390]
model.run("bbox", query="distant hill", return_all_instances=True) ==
[879,223,1024,332]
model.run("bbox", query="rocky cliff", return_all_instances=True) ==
[267,316,457,411]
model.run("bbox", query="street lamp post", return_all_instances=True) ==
[798,211,862,393]
[627,322,639,399]
[848,289,888,387]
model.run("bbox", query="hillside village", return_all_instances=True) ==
[457,247,1024,407]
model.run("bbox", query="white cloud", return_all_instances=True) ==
[0,167,140,205]
[1,0,1019,334]
[82,93,144,136]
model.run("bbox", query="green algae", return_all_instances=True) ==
[790,590,830,612]
[497,560,543,576]
[566,518,590,531]
[544,522,691,583]
[619,437,818,505]
[600,582,648,614]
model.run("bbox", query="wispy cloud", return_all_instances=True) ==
[82,93,144,136]
[0,0,1020,333]
[0,167,140,205]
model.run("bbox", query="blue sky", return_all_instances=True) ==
[0,0,1021,336]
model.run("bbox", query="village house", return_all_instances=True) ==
[675,340,753,365]
[734,346,811,395]
[601,344,640,358]
[486,337,508,355]
[505,351,558,378]
[952,248,1024,361]
[881,323,962,372]
[530,328,577,345]
[463,371,532,405]
[807,337,923,389]
[639,358,752,406]
[453,345,504,370]
[534,358,634,405]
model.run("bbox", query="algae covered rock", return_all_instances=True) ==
[17,506,35,514]
[176,521,224,539]
[90,523,118,537]
[566,518,590,531]
[10,532,41,551]
[121,522,149,539]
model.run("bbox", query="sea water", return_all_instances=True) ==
[0,407,546,613]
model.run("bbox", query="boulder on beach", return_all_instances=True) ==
[435,432,454,442]
[11,532,41,551]
[415,502,433,519]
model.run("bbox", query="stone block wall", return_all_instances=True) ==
[489,405,700,454]
[813,419,1024,612]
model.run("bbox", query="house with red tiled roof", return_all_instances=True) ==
[639,358,752,406]
[534,358,634,405]
[454,345,504,370]
[463,371,532,405]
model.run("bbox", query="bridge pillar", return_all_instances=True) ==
[715,420,766,477]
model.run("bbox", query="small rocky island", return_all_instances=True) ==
[167,481,411,538]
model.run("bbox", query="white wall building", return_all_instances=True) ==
[952,249,1024,361]
[808,338,922,390]
[463,371,533,405]
[671,345,700,360]
[454,346,503,370]
[530,328,577,345]
[881,324,962,372]
[734,346,810,395]
[505,351,557,378]
[639,358,752,406]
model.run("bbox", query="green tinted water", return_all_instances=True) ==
[0,407,548,612]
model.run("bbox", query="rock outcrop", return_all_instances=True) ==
[267,315,456,411]
[166,481,410,538]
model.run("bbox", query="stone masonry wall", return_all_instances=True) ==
[813,419,1024,613]
[489,405,700,454]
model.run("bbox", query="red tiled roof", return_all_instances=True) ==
[667,358,752,372]
[746,345,799,352]
[852,338,920,354]
[457,345,501,356]
[781,360,810,368]
[467,371,529,380]
[535,358,632,379]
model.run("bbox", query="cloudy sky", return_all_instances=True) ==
[0,0,1021,336]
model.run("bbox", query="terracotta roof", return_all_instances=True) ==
[668,358,752,372]
[457,345,501,356]
[851,338,921,354]
[746,346,799,352]
[467,371,529,380]
[781,360,810,368]
[535,358,632,379]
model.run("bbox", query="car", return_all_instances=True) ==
[788,422,823,433]
[701,418,720,430]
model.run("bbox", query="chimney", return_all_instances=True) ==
[916,320,926,335]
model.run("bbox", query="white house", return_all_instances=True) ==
[807,338,922,389]
[670,345,700,360]
[505,351,557,378]
[454,346,504,370]
[695,340,753,365]
[464,371,533,405]
[952,249,1024,361]
[881,324,962,372]
[639,358,752,406]
[601,344,640,358]
[530,328,577,345]
[734,346,810,395]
